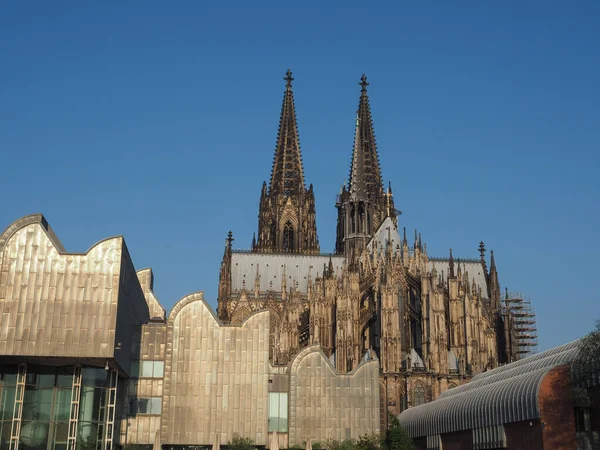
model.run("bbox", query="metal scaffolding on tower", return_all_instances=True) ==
[503,291,538,358]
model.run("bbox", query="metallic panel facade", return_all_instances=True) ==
[161,294,270,446]
[288,346,380,445]
[0,215,149,365]
[1,215,383,448]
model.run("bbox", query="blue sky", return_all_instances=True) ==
[1,1,598,351]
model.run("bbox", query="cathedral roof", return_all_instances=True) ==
[230,251,344,295]
[428,258,489,299]
[367,216,401,255]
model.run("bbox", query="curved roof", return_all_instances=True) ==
[398,341,580,437]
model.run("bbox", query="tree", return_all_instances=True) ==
[573,319,600,394]
[383,415,413,450]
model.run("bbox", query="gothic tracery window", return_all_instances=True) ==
[283,221,294,252]
[413,382,426,406]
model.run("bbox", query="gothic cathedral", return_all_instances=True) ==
[217,70,518,425]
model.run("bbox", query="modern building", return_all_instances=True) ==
[398,341,600,450]
[217,71,526,427]
[0,214,380,450]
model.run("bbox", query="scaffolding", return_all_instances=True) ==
[503,291,538,358]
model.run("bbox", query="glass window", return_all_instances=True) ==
[575,407,589,432]
[413,383,426,407]
[1,421,12,450]
[81,369,109,388]
[56,367,73,389]
[79,387,107,423]
[0,386,16,421]
[153,361,164,378]
[130,362,140,378]
[141,362,154,378]
[20,421,50,449]
[130,361,164,379]
[53,389,72,421]
[128,397,162,415]
[22,388,54,421]
[76,422,99,450]
[1,367,18,386]
[149,397,162,414]
[268,392,288,432]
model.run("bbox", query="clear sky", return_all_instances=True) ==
[1,1,598,351]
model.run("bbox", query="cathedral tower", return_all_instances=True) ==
[254,70,319,254]
[335,75,396,265]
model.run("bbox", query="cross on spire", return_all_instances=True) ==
[284,69,294,88]
[226,231,234,248]
[359,74,369,92]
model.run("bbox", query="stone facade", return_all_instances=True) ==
[218,72,518,428]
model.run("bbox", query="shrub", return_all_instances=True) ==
[357,432,380,450]
[324,439,357,450]
[228,434,254,450]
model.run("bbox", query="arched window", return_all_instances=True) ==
[358,202,365,233]
[269,220,276,246]
[448,383,458,390]
[283,221,294,252]
[350,204,356,233]
[413,383,426,406]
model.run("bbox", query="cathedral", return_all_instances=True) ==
[217,70,518,426]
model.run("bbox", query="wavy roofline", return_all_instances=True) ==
[0,214,124,257]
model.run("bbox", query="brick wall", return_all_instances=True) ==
[538,364,577,450]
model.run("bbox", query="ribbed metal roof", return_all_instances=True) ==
[398,341,580,437]
[230,252,345,294]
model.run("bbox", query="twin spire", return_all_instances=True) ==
[268,70,384,203]
[257,70,388,256]
[269,69,306,198]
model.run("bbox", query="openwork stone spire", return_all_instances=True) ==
[269,69,306,198]
[255,70,319,254]
[348,74,383,201]
[335,74,395,259]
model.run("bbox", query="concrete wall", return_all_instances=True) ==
[288,346,380,445]
[161,293,270,446]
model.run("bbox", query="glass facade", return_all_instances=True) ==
[268,392,288,433]
[0,365,117,450]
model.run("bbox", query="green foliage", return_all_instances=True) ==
[572,320,600,395]
[324,439,358,450]
[289,445,302,450]
[77,433,97,450]
[383,414,413,450]
[357,432,381,450]
[312,442,323,450]
[228,434,255,450]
